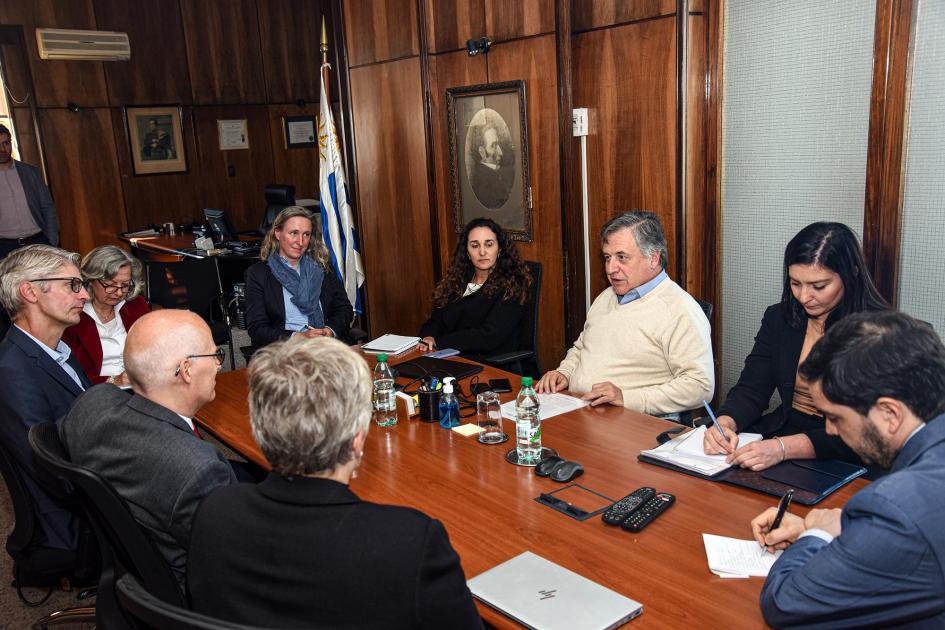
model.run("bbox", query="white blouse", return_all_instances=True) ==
[84,300,128,377]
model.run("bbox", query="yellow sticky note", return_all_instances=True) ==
[451,424,483,437]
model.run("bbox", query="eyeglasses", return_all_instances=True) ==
[97,279,136,294]
[175,347,226,376]
[28,277,88,293]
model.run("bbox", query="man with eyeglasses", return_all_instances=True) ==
[60,309,238,591]
[0,244,92,550]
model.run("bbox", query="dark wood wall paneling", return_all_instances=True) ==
[423,0,486,53]
[37,108,126,253]
[485,0,555,41]
[0,0,337,253]
[571,0,676,31]
[181,0,266,105]
[863,0,913,306]
[348,58,433,338]
[344,0,431,337]
[94,0,191,106]
[344,0,419,67]
[571,15,678,301]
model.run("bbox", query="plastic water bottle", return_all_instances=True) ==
[438,377,460,429]
[373,354,397,426]
[515,376,541,464]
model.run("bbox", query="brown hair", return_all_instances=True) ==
[431,217,530,308]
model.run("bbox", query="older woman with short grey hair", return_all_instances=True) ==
[62,245,150,385]
[187,336,482,628]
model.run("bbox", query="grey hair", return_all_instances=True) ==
[248,336,372,475]
[80,245,143,299]
[600,210,668,269]
[0,244,81,318]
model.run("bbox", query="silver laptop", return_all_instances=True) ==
[467,551,643,630]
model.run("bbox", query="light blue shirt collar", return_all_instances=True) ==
[618,270,668,305]
[14,324,85,391]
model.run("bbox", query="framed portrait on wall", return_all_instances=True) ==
[447,81,532,241]
[124,105,187,176]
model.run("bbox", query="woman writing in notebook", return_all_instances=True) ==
[245,207,353,351]
[418,217,531,363]
[703,222,889,471]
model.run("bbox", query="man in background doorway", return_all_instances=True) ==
[0,123,59,258]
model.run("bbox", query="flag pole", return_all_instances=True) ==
[320,17,330,102]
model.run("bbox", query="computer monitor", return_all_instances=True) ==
[203,208,237,244]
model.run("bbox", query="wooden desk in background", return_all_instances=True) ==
[195,359,865,629]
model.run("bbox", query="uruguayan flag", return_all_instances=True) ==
[319,64,364,314]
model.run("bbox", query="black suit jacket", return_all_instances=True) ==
[59,384,237,589]
[718,303,860,461]
[419,289,525,358]
[245,260,353,349]
[0,325,90,549]
[188,474,483,630]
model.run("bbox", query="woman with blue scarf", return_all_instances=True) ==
[245,207,353,351]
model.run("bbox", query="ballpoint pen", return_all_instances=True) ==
[702,400,728,441]
[761,488,794,552]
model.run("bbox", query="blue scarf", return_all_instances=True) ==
[267,254,325,329]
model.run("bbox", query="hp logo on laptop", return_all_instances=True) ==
[538,589,557,600]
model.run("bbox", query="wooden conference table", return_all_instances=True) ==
[195,356,865,629]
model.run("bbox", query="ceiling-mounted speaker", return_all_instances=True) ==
[36,28,131,61]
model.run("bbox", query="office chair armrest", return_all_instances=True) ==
[483,350,533,365]
[348,327,368,344]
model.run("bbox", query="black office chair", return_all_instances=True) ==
[116,573,274,630]
[0,439,97,625]
[29,422,186,630]
[259,184,296,235]
[145,257,236,370]
[482,260,542,376]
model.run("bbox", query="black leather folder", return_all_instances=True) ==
[638,453,866,505]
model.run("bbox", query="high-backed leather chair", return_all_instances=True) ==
[260,184,296,234]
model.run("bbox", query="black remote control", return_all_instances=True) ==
[601,487,656,525]
[621,492,676,532]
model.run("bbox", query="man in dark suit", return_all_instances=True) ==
[751,311,945,627]
[0,245,90,550]
[60,309,237,589]
[188,336,482,629]
[0,124,60,257]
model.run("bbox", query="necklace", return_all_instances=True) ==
[93,303,116,323]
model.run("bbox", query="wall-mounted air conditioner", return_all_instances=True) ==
[36,28,131,61]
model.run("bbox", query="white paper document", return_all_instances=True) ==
[702,533,782,578]
[361,334,419,355]
[639,425,763,476]
[500,393,588,421]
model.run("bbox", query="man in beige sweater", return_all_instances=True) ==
[537,211,714,416]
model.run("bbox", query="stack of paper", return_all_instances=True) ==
[702,533,782,578]
[361,334,419,355]
[500,393,588,421]
[639,425,763,476]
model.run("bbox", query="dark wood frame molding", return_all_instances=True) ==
[863,0,914,306]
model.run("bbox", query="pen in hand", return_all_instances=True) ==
[702,400,731,451]
[762,488,794,552]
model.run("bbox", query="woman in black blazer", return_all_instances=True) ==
[245,206,353,349]
[418,217,530,360]
[704,222,889,470]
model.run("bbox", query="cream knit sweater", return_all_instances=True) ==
[556,278,714,415]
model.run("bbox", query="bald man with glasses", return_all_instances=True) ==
[0,244,92,550]
[60,309,238,591]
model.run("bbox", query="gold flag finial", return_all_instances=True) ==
[320,16,328,64]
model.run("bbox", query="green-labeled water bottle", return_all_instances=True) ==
[515,376,541,464]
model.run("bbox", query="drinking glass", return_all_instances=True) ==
[476,391,505,444]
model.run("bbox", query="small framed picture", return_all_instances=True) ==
[283,115,317,149]
[124,105,187,176]
[217,119,249,150]
[447,80,532,241]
